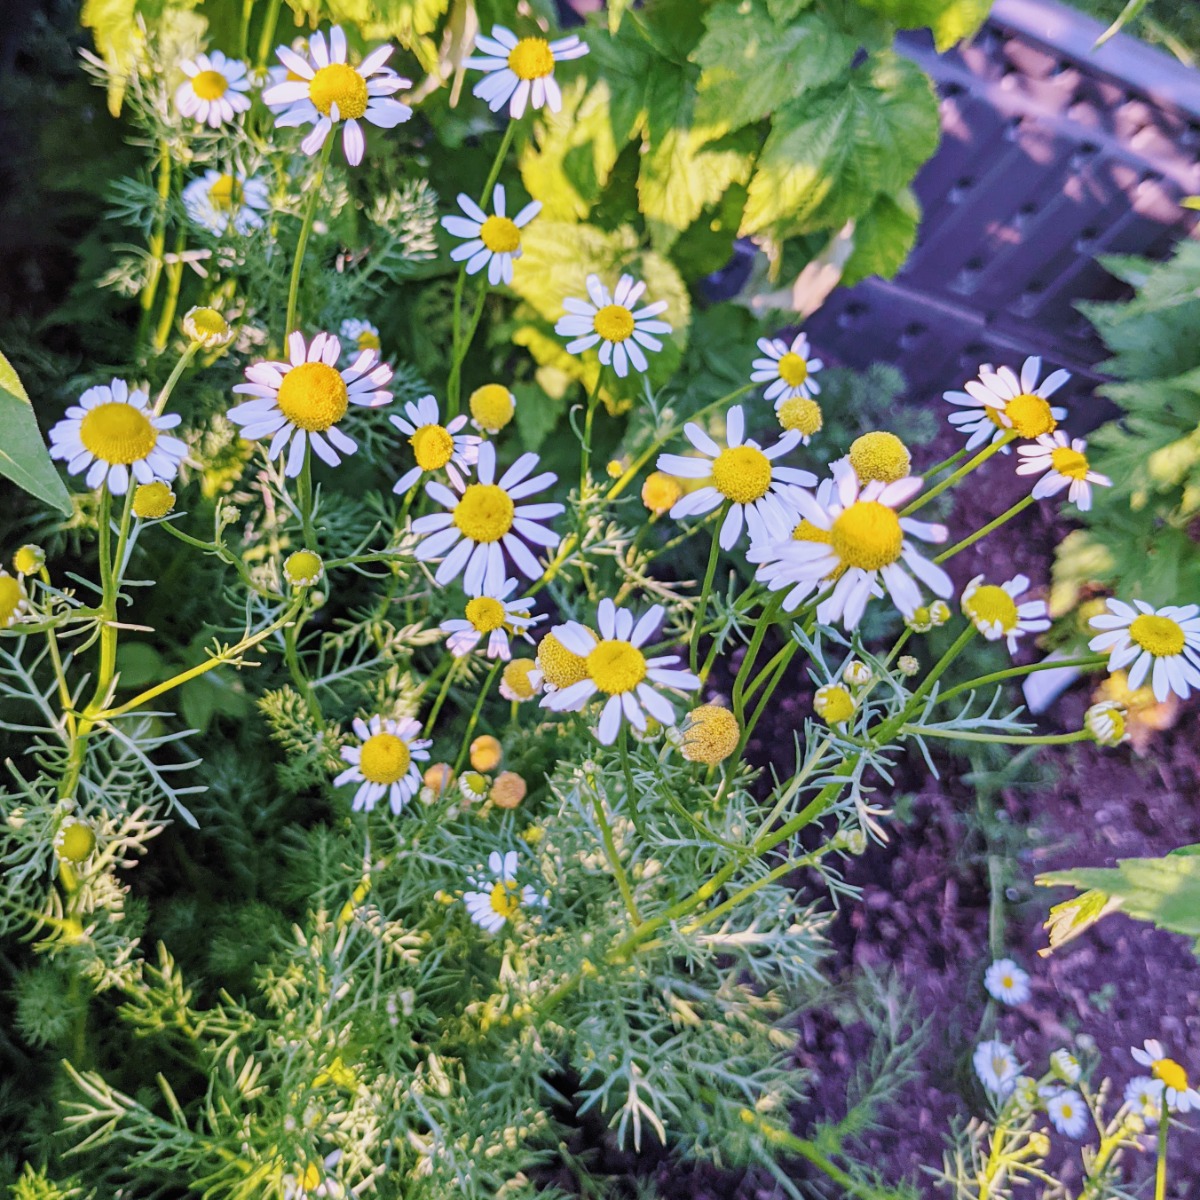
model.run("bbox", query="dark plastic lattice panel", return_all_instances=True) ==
[804,0,1200,421]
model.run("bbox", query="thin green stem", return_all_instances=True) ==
[154,342,200,416]
[284,135,335,340]
[255,0,285,69]
[452,661,503,773]
[690,503,726,676]
[283,613,323,724]
[900,433,1015,517]
[1155,1100,1169,1200]
[934,494,1035,564]
[297,453,318,548]
[591,786,641,925]
[152,227,187,352]
[936,655,1107,706]
[898,724,1090,745]
[920,445,970,481]
[138,141,172,344]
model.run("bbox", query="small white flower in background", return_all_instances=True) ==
[442,185,541,286]
[541,598,700,745]
[944,356,1070,450]
[1050,1048,1082,1085]
[973,1039,1020,1098]
[842,660,873,688]
[1016,431,1111,512]
[228,331,393,477]
[174,51,251,127]
[1084,700,1129,747]
[466,25,589,119]
[747,463,952,631]
[1124,1076,1165,1123]
[463,850,544,933]
[412,441,563,592]
[390,394,479,495]
[334,715,431,815]
[338,319,381,356]
[182,170,270,236]
[1089,599,1200,703]
[458,771,490,804]
[751,331,823,404]
[439,579,543,661]
[556,274,671,378]
[49,379,187,495]
[182,306,233,348]
[983,958,1031,1005]
[1042,1088,1088,1139]
[657,404,816,550]
[263,26,412,166]
[961,575,1050,655]
[1131,1039,1200,1112]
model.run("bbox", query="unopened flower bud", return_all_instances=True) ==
[491,771,527,809]
[814,683,856,726]
[1084,701,1128,748]
[182,305,233,347]
[13,544,45,575]
[284,550,324,588]
[132,482,176,520]
[843,660,873,688]
[897,654,919,677]
[470,735,502,772]
[680,705,740,765]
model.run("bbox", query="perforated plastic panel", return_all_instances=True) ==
[804,0,1200,419]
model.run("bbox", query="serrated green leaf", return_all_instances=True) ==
[0,351,73,517]
[1039,850,1200,940]
[855,0,993,50]
[740,51,939,240]
[841,188,921,285]
[692,2,856,136]
[1039,888,1121,953]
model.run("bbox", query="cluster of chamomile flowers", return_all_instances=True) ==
[973,956,1199,1148]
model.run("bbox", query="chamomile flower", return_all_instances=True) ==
[263,27,412,166]
[962,575,1051,654]
[49,379,186,495]
[1131,1040,1200,1112]
[182,170,269,236]
[0,571,30,630]
[1016,432,1111,511]
[944,356,1070,450]
[463,850,543,933]
[1050,1049,1082,1085]
[848,432,911,484]
[469,384,515,434]
[228,331,393,477]
[282,1150,344,1199]
[390,394,479,495]
[535,627,596,693]
[984,958,1031,1005]
[751,331,823,404]
[1084,700,1129,747]
[747,466,952,630]
[657,405,816,549]
[540,598,700,745]
[974,1040,1020,1098]
[334,715,431,815]
[339,319,381,356]
[556,274,671,378]
[679,705,740,765]
[439,579,543,660]
[411,442,563,592]
[442,185,541,286]
[1043,1088,1088,1139]
[1124,1076,1165,1123]
[1088,599,1200,703]
[174,51,252,127]
[466,25,589,119]
[500,658,541,702]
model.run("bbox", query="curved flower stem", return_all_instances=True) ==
[255,0,285,70]
[577,369,606,514]
[453,660,503,772]
[899,724,1090,745]
[154,342,200,416]
[284,134,336,341]
[934,494,1035,564]
[283,608,323,723]
[591,780,641,926]
[297,452,318,548]
[936,655,1108,706]
[900,432,1015,517]
[690,502,727,676]
[732,593,784,721]
[921,445,970,480]
[152,227,188,352]
[137,140,173,346]
[425,656,461,731]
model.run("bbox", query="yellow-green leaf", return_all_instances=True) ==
[0,351,72,516]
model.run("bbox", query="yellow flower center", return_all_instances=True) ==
[965,584,1019,633]
[830,501,903,570]
[1153,1058,1189,1092]
[680,705,740,765]
[465,596,507,633]
[470,734,503,772]
[208,174,244,212]
[711,445,772,505]
[586,639,647,694]
[641,470,682,515]
[356,330,381,351]
[1129,614,1186,658]
[58,820,96,863]
[191,69,228,100]
[489,879,523,917]
[1059,1100,1076,1118]
[777,397,822,436]
[186,307,230,340]
[133,482,176,519]
[502,658,538,700]
[284,549,323,586]
[453,484,515,543]
[276,362,349,432]
[308,62,369,120]
[507,37,555,81]
[593,304,635,343]
[13,545,44,575]
[358,732,411,784]
[1001,974,1014,989]
[469,384,514,432]
[298,1162,322,1191]
[411,423,454,471]
[1049,445,1090,480]
[793,519,831,544]
[480,215,521,254]
[537,629,594,688]
[988,392,1057,439]
[815,684,855,725]
[0,575,22,626]
[80,403,158,465]
[849,431,911,483]
[776,351,809,387]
